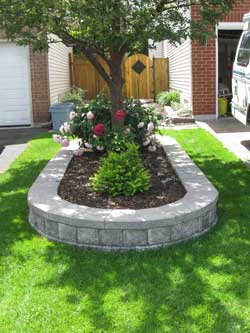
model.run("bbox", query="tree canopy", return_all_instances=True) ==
[0,0,239,113]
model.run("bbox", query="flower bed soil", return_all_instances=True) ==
[58,147,186,209]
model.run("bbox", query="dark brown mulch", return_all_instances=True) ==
[241,140,250,151]
[58,147,186,209]
[0,147,4,155]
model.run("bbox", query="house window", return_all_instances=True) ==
[237,33,250,67]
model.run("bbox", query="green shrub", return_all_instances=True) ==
[90,144,151,196]
[156,91,180,106]
[69,94,161,152]
[61,87,85,106]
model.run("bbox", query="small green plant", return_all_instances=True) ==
[90,144,151,196]
[61,87,85,105]
[156,91,180,106]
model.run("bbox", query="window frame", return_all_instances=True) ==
[237,32,250,67]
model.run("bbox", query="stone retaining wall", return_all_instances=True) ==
[28,136,218,251]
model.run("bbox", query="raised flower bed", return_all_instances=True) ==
[28,136,218,251]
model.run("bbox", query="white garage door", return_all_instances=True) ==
[0,43,31,126]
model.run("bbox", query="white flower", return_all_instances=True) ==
[85,142,93,149]
[63,122,71,134]
[59,124,65,135]
[138,122,144,128]
[147,122,154,132]
[125,128,131,134]
[87,111,94,120]
[52,134,62,143]
[73,148,83,156]
[143,139,150,146]
[148,145,157,152]
[96,145,104,151]
[69,111,76,120]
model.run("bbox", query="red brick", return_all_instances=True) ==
[191,1,250,116]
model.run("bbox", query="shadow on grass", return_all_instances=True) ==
[1,130,250,331]
[35,154,250,331]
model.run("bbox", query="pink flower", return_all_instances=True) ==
[137,122,144,128]
[147,122,154,132]
[73,148,83,156]
[114,109,126,121]
[148,145,157,152]
[87,111,94,120]
[61,138,70,147]
[93,123,105,136]
[69,111,76,120]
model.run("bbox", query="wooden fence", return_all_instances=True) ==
[73,53,169,100]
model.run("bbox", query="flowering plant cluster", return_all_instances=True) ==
[53,95,161,154]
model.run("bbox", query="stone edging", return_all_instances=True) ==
[28,136,218,251]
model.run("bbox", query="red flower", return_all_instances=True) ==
[93,123,105,136]
[114,109,126,121]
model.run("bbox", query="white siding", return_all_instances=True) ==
[166,39,192,108]
[148,40,165,58]
[48,38,73,105]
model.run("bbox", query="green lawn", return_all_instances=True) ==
[1,129,250,332]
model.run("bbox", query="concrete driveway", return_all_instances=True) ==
[198,117,250,165]
[0,127,48,146]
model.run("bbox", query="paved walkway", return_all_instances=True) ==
[198,117,250,165]
[0,128,49,174]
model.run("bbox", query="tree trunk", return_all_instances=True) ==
[110,52,124,129]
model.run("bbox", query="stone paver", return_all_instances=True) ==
[197,118,250,165]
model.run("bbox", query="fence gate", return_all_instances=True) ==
[73,54,169,100]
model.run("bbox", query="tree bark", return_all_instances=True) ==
[110,52,124,129]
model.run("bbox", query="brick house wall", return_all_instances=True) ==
[191,1,250,118]
[29,48,50,124]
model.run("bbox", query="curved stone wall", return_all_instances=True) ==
[28,136,218,251]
